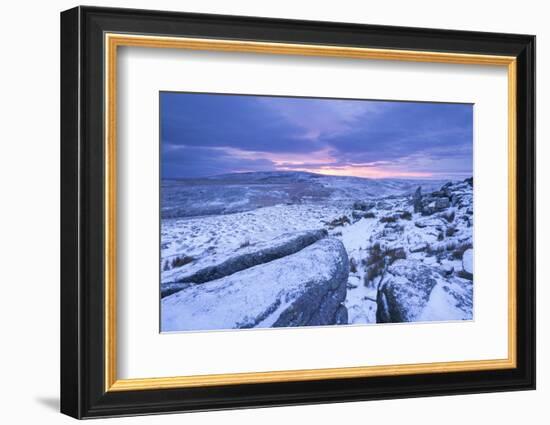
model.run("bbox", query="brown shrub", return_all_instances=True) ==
[327,215,350,227]
[171,255,194,268]
[350,257,358,273]
[445,226,457,237]
[363,243,406,286]
[399,211,412,220]
[379,215,397,223]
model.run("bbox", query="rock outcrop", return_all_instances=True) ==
[376,260,473,323]
[413,187,423,213]
[161,238,350,332]
[462,248,473,280]
[353,200,375,211]
[161,229,328,297]
[412,181,472,216]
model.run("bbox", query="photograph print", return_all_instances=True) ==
[160,92,474,333]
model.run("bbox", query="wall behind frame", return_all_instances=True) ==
[0,1,543,425]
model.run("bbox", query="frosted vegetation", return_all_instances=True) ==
[160,171,473,332]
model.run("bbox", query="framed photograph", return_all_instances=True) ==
[60,6,536,419]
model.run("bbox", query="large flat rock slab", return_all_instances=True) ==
[161,237,349,332]
[161,229,328,298]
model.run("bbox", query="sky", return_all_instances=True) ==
[160,92,473,180]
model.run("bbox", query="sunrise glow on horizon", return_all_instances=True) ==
[281,167,434,179]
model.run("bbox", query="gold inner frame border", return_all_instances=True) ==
[104,33,517,392]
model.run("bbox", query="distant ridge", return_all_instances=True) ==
[166,170,460,183]
[161,170,467,219]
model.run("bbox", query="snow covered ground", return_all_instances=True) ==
[161,171,444,218]
[160,171,473,332]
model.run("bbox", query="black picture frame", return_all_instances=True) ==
[61,5,535,419]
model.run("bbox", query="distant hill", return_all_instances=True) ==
[162,171,458,219]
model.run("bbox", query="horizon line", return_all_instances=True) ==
[161,170,473,182]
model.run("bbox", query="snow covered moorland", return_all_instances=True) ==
[160,171,473,332]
